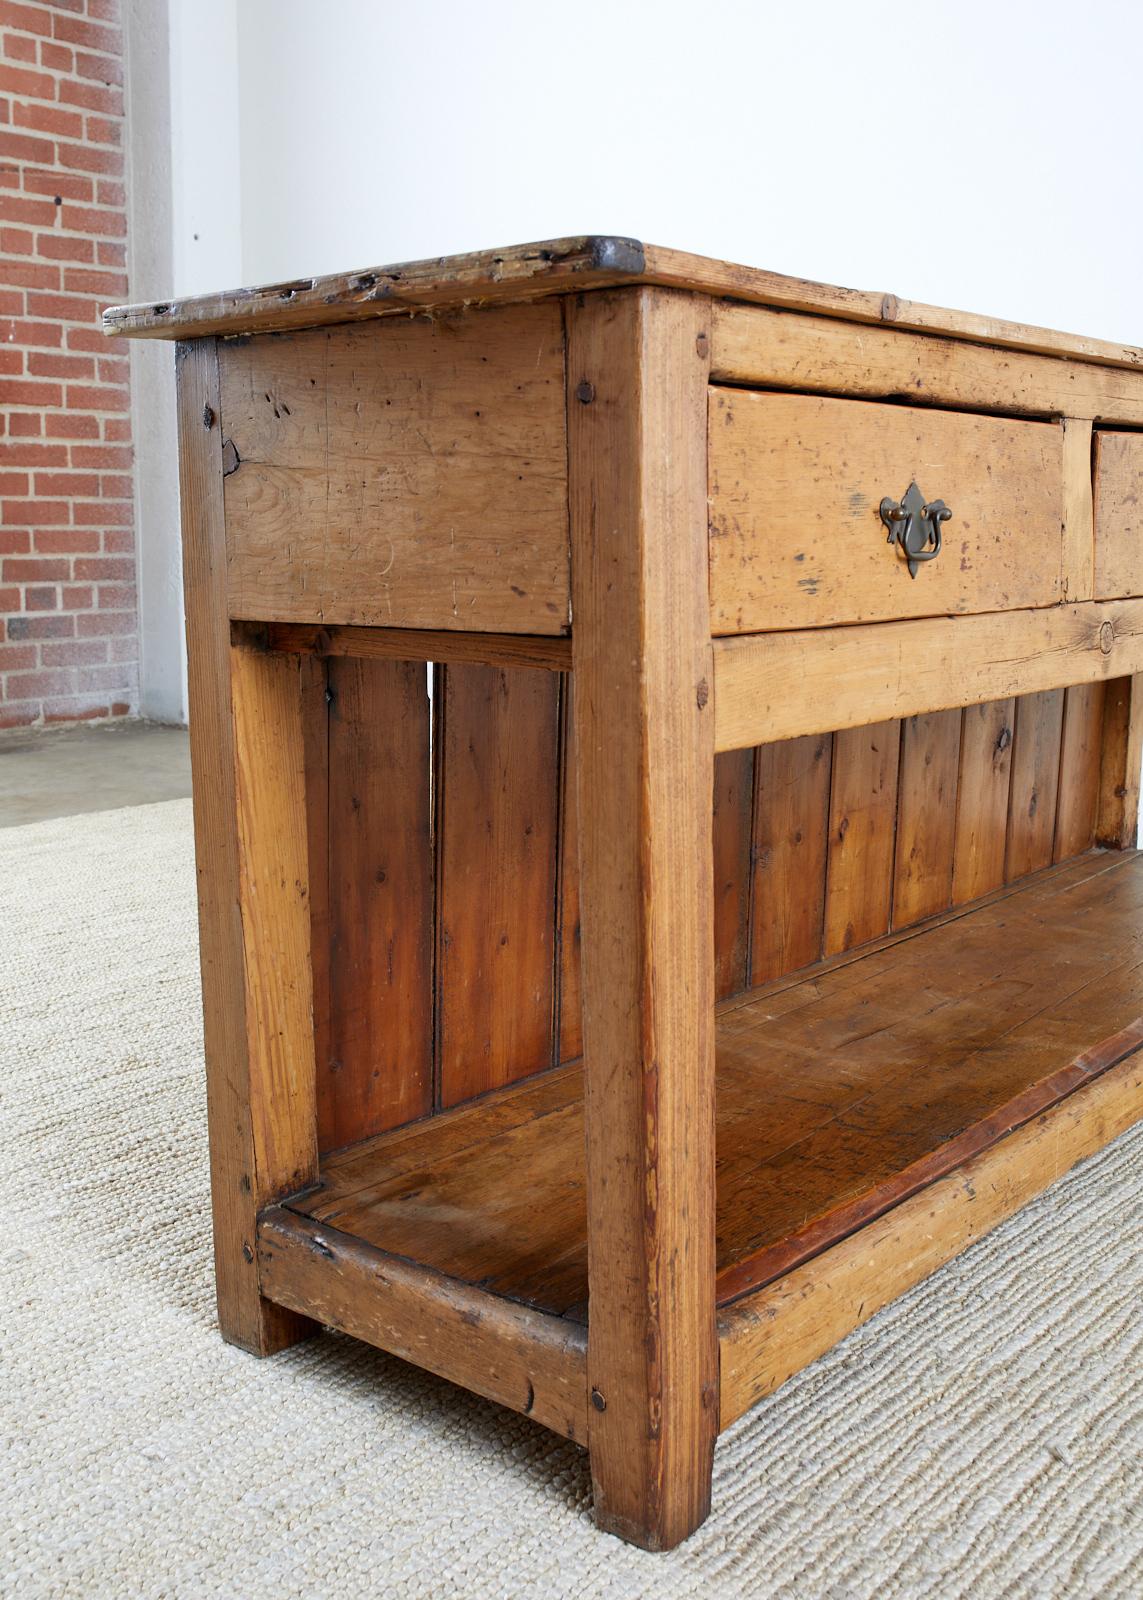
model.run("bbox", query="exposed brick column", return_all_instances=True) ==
[1,0,137,729]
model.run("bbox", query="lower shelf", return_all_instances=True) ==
[259,848,1143,1439]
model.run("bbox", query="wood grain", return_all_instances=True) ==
[567,288,717,1549]
[1094,430,1143,599]
[257,1208,588,1443]
[294,852,1143,1326]
[1062,417,1095,598]
[708,390,1066,634]
[823,721,901,955]
[105,234,1143,374]
[952,699,1015,903]
[712,599,1143,752]
[299,654,331,1148]
[435,664,561,1107]
[718,1046,1143,1428]
[749,734,832,984]
[1006,689,1065,879]
[1054,683,1106,862]
[1097,674,1143,848]
[218,303,569,635]
[710,304,1143,425]
[712,749,755,1000]
[230,643,319,1200]
[322,656,433,1150]
[556,679,583,1063]
[892,710,961,927]
[263,621,572,672]
[176,338,317,1355]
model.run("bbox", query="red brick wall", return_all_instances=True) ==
[0,0,136,730]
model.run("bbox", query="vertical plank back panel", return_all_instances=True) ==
[436,663,561,1107]
[1006,689,1066,880]
[323,656,433,1151]
[1054,683,1106,861]
[823,721,901,956]
[712,749,755,1000]
[300,655,331,1135]
[952,699,1015,904]
[303,661,1114,1130]
[892,710,962,927]
[1097,675,1143,849]
[749,733,833,983]
[556,677,584,1064]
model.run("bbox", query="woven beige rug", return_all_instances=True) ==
[2,799,1141,1599]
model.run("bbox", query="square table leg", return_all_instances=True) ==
[176,339,319,1355]
[568,287,718,1548]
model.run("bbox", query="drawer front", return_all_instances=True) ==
[1094,431,1143,599]
[708,391,1067,634]
[219,300,570,635]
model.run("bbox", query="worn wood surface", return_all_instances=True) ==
[321,657,433,1150]
[105,236,1143,374]
[892,710,961,926]
[1061,418,1096,599]
[718,1043,1143,1428]
[1054,683,1106,862]
[710,303,1143,424]
[712,749,755,1000]
[176,339,317,1356]
[1098,674,1143,848]
[567,287,718,1549]
[435,664,561,1107]
[292,851,1143,1323]
[257,1207,589,1443]
[708,390,1066,634]
[713,599,1143,752]
[230,643,319,1199]
[263,622,572,672]
[218,303,569,634]
[1094,430,1143,598]
[295,652,1101,1138]
[749,734,832,984]
[822,722,900,955]
[1005,690,1065,880]
[556,681,584,1064]
[299,654,331,1152]
[951,699,1015,903]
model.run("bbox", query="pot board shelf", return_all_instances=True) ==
[259,848,1143,1432]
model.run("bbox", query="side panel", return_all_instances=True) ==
[219,302,570,634]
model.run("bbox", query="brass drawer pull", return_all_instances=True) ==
[880,481,953,578]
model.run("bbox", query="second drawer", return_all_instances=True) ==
[708,391,1068,634]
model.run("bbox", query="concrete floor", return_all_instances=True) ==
[0,720,192,827]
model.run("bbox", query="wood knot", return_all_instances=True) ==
[202,403,215,429]
[696,677,710,711]
[1099,620,1115,655]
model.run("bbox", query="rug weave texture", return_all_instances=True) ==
[2,799,1141,1599]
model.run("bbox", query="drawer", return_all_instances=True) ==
[1094,431,1143,599]
[708,391,1067,634]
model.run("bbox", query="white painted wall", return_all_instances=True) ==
[139,0,1143,721]
[124,0,242,723]
[233,0,1143,346]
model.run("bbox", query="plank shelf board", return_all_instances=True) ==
[269,849,1143,1333]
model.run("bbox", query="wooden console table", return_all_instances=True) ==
[105,239,1143,1549]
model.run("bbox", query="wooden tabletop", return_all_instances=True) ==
[103,235,1143,371]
